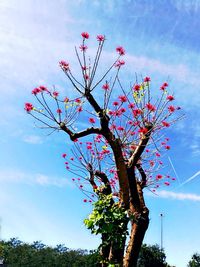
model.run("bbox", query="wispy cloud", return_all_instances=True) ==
[0,170,73,188]
[147,190,200,201]
[23,135,43,144]
[180,170,200,187]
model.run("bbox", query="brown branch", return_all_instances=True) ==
[127,123,153,168]
[95,170,112,195]
[126,165,141,211]
[59,123,101,141]
[136,163,146,188]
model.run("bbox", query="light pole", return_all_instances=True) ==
[160,213,164,251]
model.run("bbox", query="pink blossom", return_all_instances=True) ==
[146,103,156,112]
[156,174,163,180]
[144,77,151,82]
[160,82,168,90]
[167,95,174,101]
[39,86,48,92]
[119,107,126,113]
[57,109,62,114]
[133,109,142,117]
[118,95,127,103]
[79,45,88,51]
[164,182,170,186]
[162,121,170,127]
[32,87,41,95]
[81,32,89,39]
[83,199,87,203]
[84,74,89,80]
[102,83,110,90]
[113,101,119,106]
[117,126,124,131]
[77,106,83,112]
[133,84,140,91]
[168,105,175,113]
[128,103,135,109]
[53,91,59,97]
[96,35,105,42]
[89,117,95,124]
[62,153,67,158]
[165,145,170,150]
[24,103,33,112]
[115,60,125,67]
[59,60,70,71]
[138,127,148,134]
[116,46,125,56]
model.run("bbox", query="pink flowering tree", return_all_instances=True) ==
[25,32,182,267]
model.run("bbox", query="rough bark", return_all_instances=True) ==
[123,186,149,267]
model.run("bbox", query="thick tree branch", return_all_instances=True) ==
[127,123,153,168]
[136,163,147,188]
[95,170,112,195]
[60,123,101,141]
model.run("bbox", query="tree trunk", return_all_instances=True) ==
[123,209,149,267]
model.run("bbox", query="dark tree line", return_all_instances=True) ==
[0,238,178,267]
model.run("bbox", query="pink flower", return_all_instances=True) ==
[59,60,70,71]
[32,87,41,95]
[79,45,88,51]
[89,117,95,124]
[144,77,151,82]
[53,91,59,97]
[117,126,124,131]
[160,82,168,90]
[119,107,126,113]
[149,160,154,167]
[84,74,89,80]
[128,103,135,109]
[113,101,119,106]
[164,182,170,186]
[57,109,62,114]
[116,46,125,56]
[118,95,127,102]
[165,145,170,150]
[167,95,174,101]
[156,174,163,180]
[115,60,125,67]
[162,121,170,127]
[155,152,161,157]
[24,103,33,112]
[168,105,175,113]
[133,109,142,117]
[81,32,89,39]
[75,98,81,104]
[97,35,105,42]
[82,65,87,71]
[62,153,66,158]
[146,103,156,112]
[138,127,148,134]
[77,106,83,112]
[39,86,48,92]
[133,84,140,91]
[102,83,110,90]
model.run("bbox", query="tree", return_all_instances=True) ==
[138,244,167,267]
[188,253,200,267]
[25,32,182,267]
[0,238,100,266]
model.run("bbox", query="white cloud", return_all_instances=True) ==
[147,189,200,201]
[23,135,43,144]
[0,170,73,188]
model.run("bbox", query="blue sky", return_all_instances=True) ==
[0,0,200,266]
